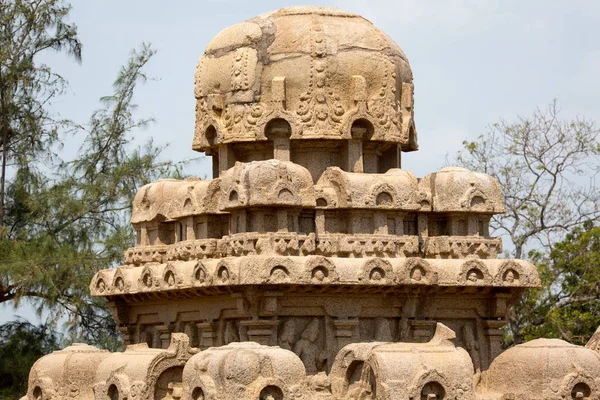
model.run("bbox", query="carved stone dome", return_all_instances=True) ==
[193,6,418,180]
[480,339,600,399]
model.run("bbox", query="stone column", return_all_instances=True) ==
[196,216,208,239]
[140,222,149,246]
[380,143,401,172]
[277,209,288,232]
[350,210,364,235]
[315,210,326,236]
[197,321,219,349]
[237,210,247,233]
[186,216,195,240]
[331,318,359,349]
[483,320,506,367]
[288,210,299,232]
[254,210,265,233]
[210,150,219,179]
[273,137,290,162]
[374,211,388,235]
[218,145,236,174]
[240,320,279,346]
[395,215,405,236]
[346,140,364,173]
[117,325,136,346]
[417,214,428,250]
[155,325,172,349]
[411,320,436,342]
[467,215,479,236]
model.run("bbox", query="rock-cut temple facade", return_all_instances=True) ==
[22,6,600,400]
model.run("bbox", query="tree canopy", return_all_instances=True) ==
[454,101,600,345]
[519,222,600,345]
[0,0,183,349]
[0,320,62,399]
[0,0,81,227]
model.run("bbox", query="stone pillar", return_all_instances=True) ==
[273,137,290,162]
[277,209,288,232]
[196,216,208,239]
[185,216,195,240]
[468,215,479,236]
[490,293,510,319]
[332,318,359,349]
[380,143,401,172]
[346,140,364,173]
[197,321,219,349]
[398,148,402,169]
[240,320,279,346]
[417,214,428,249]
[350,211,364,235]
[315,210,326,236]
[288,210,299,232]
[254,210,265,233]
[156,325,172,349]
[395,215,405,236]
[374,211,388,235]
[411,320,436,342]
[210,151,219,179]
[174,221,182,242]
[140,222,149,246]
[218,145,236,174]
[261,292,283,316]
[483,320,506,366]
[117,325,136,346]
[237,210,247,233]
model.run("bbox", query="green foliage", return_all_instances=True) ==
[0,43,182,347]
[0,2,188,396]
[518,223,600,345]
[453,101,600,345]
[0,0,186,348]
[0,0,82,226]
[0,320,62,399]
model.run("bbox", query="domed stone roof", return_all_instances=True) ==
[480,338,600,399]
[219,159,315,210]
[421,166,505,214]
[193,6,417,154]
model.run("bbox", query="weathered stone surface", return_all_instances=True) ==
[183,342,306,400]
[21,5,600,400]
[25,343,110,400]
[330,323,476,399]
[192,6,417,160]
[479,339,600,399]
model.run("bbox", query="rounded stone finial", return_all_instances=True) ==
[193,6,417,158]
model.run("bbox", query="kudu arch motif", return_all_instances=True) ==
[23,6,600,400]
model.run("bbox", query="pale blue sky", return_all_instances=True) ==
[2,0,599,324]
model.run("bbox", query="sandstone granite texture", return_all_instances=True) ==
[22,6,600,400]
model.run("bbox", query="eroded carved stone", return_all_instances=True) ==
[22,5,600,400]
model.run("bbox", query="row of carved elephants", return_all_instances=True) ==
[124,234,503,265]
[25,328,469,400]
[90,256,539,297]
[25,324,600,399]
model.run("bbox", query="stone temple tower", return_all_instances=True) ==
[23,6,600,400]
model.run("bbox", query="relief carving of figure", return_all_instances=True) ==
[294,318,326,374]
[224,321,239,344]
[462,324,481,376]
[374,317,393,342]
[152,328,162,349]
[279,319,296,351]
[399,318,411,341]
